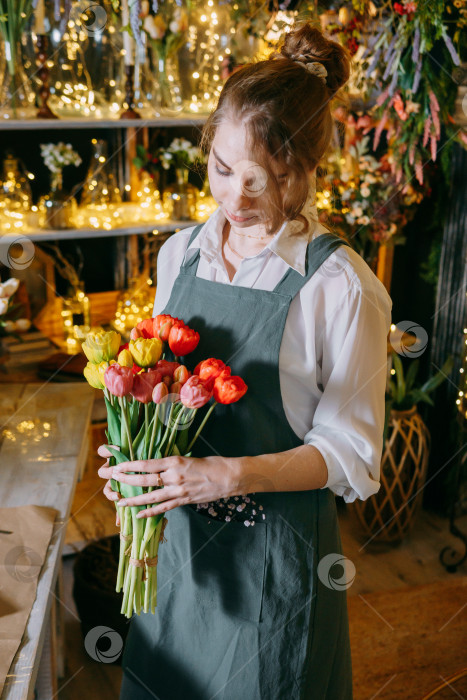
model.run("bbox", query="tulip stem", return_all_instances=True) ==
[165,406,184,457]
[159,402,175,455]
[148,403,160,461]
[186,402,217,454]
[119,397,134,461]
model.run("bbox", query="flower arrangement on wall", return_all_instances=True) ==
[317,129,428,265]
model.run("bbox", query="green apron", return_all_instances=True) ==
[120,224,353,699]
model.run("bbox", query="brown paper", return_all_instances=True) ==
[0,504,58,696]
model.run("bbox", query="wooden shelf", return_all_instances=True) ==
[0,115,208,130]
[18,218,205,242]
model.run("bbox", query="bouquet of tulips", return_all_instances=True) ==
[82,313,247,618]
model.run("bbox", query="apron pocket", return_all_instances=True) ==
[185,505,267,624]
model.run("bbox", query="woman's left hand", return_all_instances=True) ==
[106,454,238,518]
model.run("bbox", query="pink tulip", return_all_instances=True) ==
[104,364,134,397]
[180,375,212,409]
[170,381,182,398]
[153,382,169,404]
[173,365,191,385]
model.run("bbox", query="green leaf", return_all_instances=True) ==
[105,446,144,501]
[405,359,420,393]
[420,355,454,394]
[106,445,129,464]
[104,396,121,446]
[129,399,140,438]
[392,353,406,403]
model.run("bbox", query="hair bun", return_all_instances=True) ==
[278,21,351,95]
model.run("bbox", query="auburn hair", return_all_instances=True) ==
[199,20,352,237]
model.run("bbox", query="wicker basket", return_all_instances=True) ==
[352,405,431,543]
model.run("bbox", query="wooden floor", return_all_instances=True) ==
[56,427,467,699]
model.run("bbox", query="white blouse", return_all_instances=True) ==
[153,191,393,503]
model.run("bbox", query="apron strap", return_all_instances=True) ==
[180,223,205,275]
[273,232,352,297]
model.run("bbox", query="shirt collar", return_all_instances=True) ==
[184,181,325,277]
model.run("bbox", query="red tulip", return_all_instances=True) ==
[136,318,155,339]
[180,375,212,409]
[213,375,248,404]
[168,325,200,356]
[156,359,180,378]
[154,314,184,341]
[130,327,143,340]
[194,358,230,390]
[146,368,163,386]
[131,372,156,403]
[104,364,134,397]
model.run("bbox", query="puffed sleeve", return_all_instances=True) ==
[152,227,195,316]
[304,279,392,503]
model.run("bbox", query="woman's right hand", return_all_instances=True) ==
[97,444,121,526]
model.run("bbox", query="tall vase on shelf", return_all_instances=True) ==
[0,38,36,119]
[141,2,188,115]
[154,51,183,116]
[62,282,91,350]
[178,0,232,114]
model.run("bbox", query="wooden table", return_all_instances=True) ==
[0,383,94,700]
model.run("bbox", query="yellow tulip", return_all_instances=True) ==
[129,337,163,368]
[82,331,121,363]
[84,362,104,389]
[118,349,134,367]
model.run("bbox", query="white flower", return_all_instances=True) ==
[0,298,9,315]
[345,213,355,225]
[361,185,371,198]
[352,205,363,217]
[40,142,81,174]
[16,318,31,332]
[357,215,370,225]
[340,172,350,183]
[143,15,164,40]
[0,277,19,298]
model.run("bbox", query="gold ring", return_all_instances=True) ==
[157,473,164,488]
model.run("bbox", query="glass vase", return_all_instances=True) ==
[0,39,36,119]
[136,170,167,223]
[61,284,91,351]
[162,167,198,221]
[38,171,77,230]
[133,32,162,117]
[0,151,32,232]
[48,0,123,119]
[149,47,184,116]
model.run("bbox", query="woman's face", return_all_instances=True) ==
[207,118,289,229]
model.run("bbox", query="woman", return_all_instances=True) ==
[99,21,392,699]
